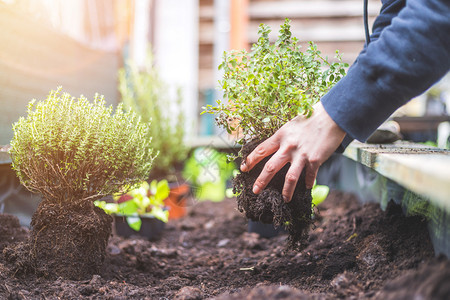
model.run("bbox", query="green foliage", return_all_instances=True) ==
[10,87,155,205]
[95,180,169,231]
[182,147,236,202]
[311,183,330,206]
[119,51,188,177]
[203,18,348,144]
[421,141,438,148]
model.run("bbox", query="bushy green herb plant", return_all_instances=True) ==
[10,87,155,205]
[95,179,169,231]
[203,18,348,145]
[119,52,188,177]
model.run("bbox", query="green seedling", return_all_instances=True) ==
[311,183,330,206]
[95,180,170,231]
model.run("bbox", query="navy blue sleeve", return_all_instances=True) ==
[321,0,450,143]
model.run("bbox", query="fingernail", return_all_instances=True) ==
[283,195,289,203]
[252,185,260,194]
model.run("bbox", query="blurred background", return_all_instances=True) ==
[1,0,449,227]
[0,0,448,146]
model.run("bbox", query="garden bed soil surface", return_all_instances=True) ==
[1,190,450,299]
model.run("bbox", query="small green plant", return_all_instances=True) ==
[182,147,236,202]
[10,87,155,204]
[203,18,348,146]
[311,182,329,207]
[95,180,169,231]
[119,51,188,177]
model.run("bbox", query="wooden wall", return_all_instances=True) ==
[198,0,382,91]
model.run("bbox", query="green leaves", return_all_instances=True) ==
[182,147,236,202]
[203,18,348,144]
[311,184,330,206]
[95,179,170,231]
[10,87,155,204]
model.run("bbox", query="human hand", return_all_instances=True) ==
[240,102,346,202]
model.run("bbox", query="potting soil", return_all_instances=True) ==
[234,139,312,251]
[1,191,449,299]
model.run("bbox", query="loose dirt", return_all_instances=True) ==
[1,190,449,299]
[3,201,112,280]
[234,139,312,250]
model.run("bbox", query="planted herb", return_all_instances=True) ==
[11,88,155,204]
[203,18,348,147]
[202,19,347,250]
[7,87,155,279]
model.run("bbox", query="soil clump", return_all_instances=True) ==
[234,139,312,250]
[3,200,112,280]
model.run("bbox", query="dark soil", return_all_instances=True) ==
[0,214,28,252]
[1,190,449,299]
[234,139,312,250]
[3,200,112,280]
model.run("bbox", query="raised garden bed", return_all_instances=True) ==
[1,190,449,299]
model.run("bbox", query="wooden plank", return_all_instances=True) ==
[199,67,215,89]
[393,116,450,132]
[230,0,250,50]
[199,5,214,20]
[248,0,382,19]
[200,18,373,44]
[344,141,450,211]
[248,20,370,42]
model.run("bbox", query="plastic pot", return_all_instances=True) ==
[114,215,165,241]
[248,220,286,238]
[165,183,190,219]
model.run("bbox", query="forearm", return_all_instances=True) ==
[322,0,450,142]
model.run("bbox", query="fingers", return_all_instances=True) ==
[238,102,346,203]
[305,164,319,190]
[240,136,279,172]
[252,152,320,203]
[281,158,320,202]
[305,156,321,189]
[252,150,289,194]
[282,158,306,203]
